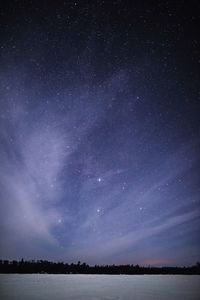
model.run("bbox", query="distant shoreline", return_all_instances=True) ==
[1,259,200,275]
[1,273,200,276]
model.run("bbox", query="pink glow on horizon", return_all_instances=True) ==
[142,258,175,267]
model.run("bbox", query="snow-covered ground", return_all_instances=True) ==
[0,274,199,300]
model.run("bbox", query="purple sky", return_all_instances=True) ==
[0,1,199,266]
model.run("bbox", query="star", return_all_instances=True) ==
[0,0,199,268]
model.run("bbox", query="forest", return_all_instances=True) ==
[0,259,200,275]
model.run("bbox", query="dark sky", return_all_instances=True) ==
[0,0,199,266]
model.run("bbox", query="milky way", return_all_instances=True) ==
[0,1,199,266]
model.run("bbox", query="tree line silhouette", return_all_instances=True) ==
[0,259,200,274]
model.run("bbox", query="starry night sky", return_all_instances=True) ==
[0,1,199,266]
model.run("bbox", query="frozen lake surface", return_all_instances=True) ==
[0,274,200,300]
